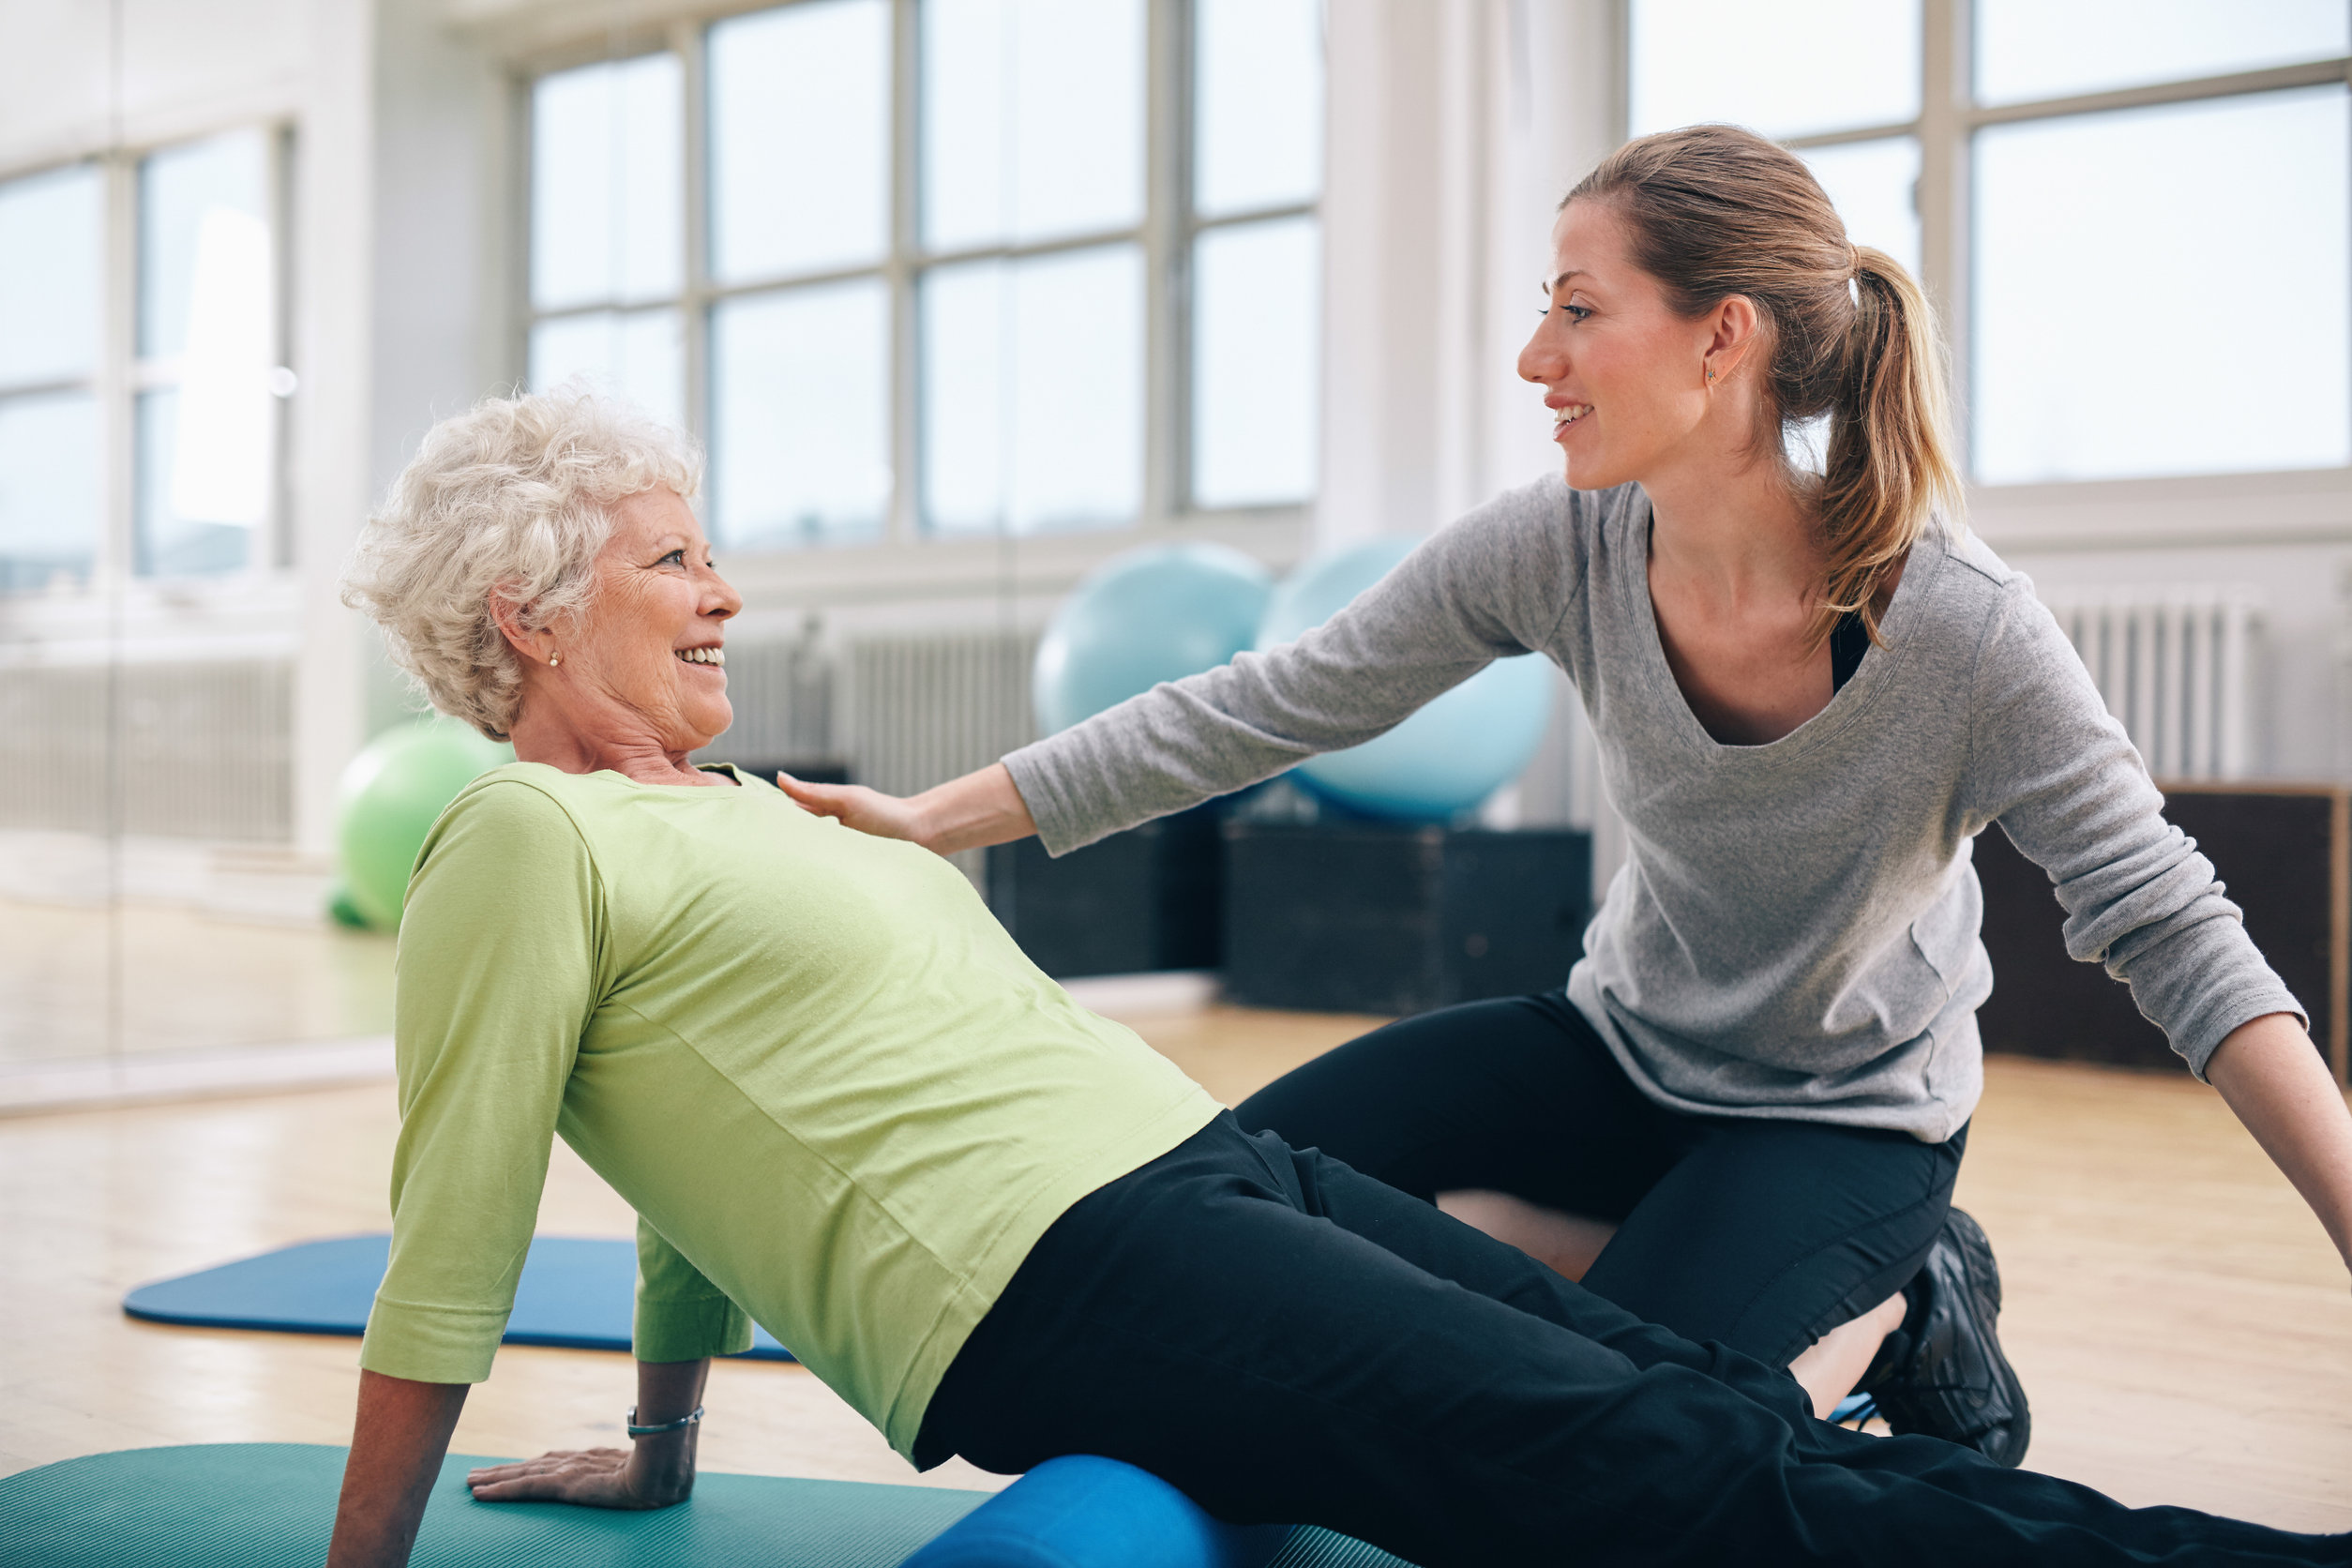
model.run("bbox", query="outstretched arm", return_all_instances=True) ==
[778,761,1035,856]
[463,1357,712,1510]
[324,1371,468,1568]
[2206,1013,2352,1276]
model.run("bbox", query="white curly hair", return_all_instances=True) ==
[342,385,703,741]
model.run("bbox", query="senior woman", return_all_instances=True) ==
[324,388,2346,1568]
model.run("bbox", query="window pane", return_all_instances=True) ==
[921,243,1141,535]
[138,128,276,573]
[1629,0,1919,139]
[922,0,1145,250]
[531,53,684,310]
[529,309,686,430]
[710,280,890,549]
[1193,217,1319,508]
[0,164,102,388]
[136,388,256,575]
[1799,137,1920,280]
[0,392,100,590]
[140,128,269,363]
[1194,0,1323,219]
[1978,0,2348,108]
[1974,86,2350,485]
[711,0,889,283]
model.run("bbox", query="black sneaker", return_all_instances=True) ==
[1863,1208,2031,1466]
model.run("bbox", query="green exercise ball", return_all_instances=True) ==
[334,719,509,930]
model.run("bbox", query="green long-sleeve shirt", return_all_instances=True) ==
[358,762,1220,1457]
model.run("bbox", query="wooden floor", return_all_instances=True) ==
[0,896,395,1067]
[2,1006,2346,1532]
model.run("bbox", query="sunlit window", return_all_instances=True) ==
[1974,0,2349,108]
[1190,0,1322,510]
[526,52,686,430]
[1627,0,2352,486]
[524,0,1325,553]
[0,126,291,596]
[136,128,283,577]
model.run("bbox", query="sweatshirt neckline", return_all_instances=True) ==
[1619,488,1948,765]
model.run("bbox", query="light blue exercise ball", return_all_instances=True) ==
[1259,535,1553,822]
[1033,544,1275,735]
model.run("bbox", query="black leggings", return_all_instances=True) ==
[916,1117,2342,1567]
[1234,992,1963,1364]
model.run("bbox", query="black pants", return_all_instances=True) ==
[916,1117,2342,1567]
[1235,991,1961,1364]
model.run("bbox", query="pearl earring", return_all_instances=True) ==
[549,651,560,668]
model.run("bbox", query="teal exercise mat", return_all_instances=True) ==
[121,1234,794,1361]
[0,1446,1417,1568]
[0,1444,981,1567]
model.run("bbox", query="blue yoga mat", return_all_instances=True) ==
[122,1234,793,1361]
[0,1446,1416,1568]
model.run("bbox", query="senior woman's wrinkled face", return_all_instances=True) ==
[552,487,742,753]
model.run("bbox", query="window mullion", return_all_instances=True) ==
[508,70,537,397]
[1916,0,1969,475]
[1142,0,1188,527]
[678,21,712,464]
[889,0,919,546]
[100,149,136,589]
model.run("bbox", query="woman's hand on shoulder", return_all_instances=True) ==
[776,774,928,844]
[777,762,1038,856]
[465,1446,692,1511]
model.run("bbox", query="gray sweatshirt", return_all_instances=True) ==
[1003,477,2303,1141]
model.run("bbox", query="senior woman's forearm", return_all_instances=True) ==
[326,1370,469,1568]
[2207,1012,2352,1271]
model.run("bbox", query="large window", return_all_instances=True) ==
[1629,0,2351,488]
[523,0,1324,553]
[0,128,292,593]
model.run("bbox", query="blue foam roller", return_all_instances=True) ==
[901,1455,1291,1568]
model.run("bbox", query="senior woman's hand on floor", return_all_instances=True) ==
[462,1444,692,1510]
[465,1356,712,1513]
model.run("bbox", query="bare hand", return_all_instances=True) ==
[776,774,927,844]
[465,1446,690,1511]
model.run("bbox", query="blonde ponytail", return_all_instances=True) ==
[1815,246,1961,645]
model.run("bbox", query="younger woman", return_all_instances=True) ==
[788,126,2352,1459]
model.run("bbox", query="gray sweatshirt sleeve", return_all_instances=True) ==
[1961,578,2306,1079]
[1003,479,1588,854]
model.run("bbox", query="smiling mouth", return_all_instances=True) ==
[676,647,726,667]
[1552,402,1592,429]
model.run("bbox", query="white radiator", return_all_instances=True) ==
[0,660,294,840]
[841,629,1040,798]
[2038,589,2261,781]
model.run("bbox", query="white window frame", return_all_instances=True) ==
[1617,0,2352,550]
[511,0,1320,601]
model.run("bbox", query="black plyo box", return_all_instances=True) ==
[1973,784,2347,1079]
[1220,822,1592,1017]
[987,807,1224,979]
